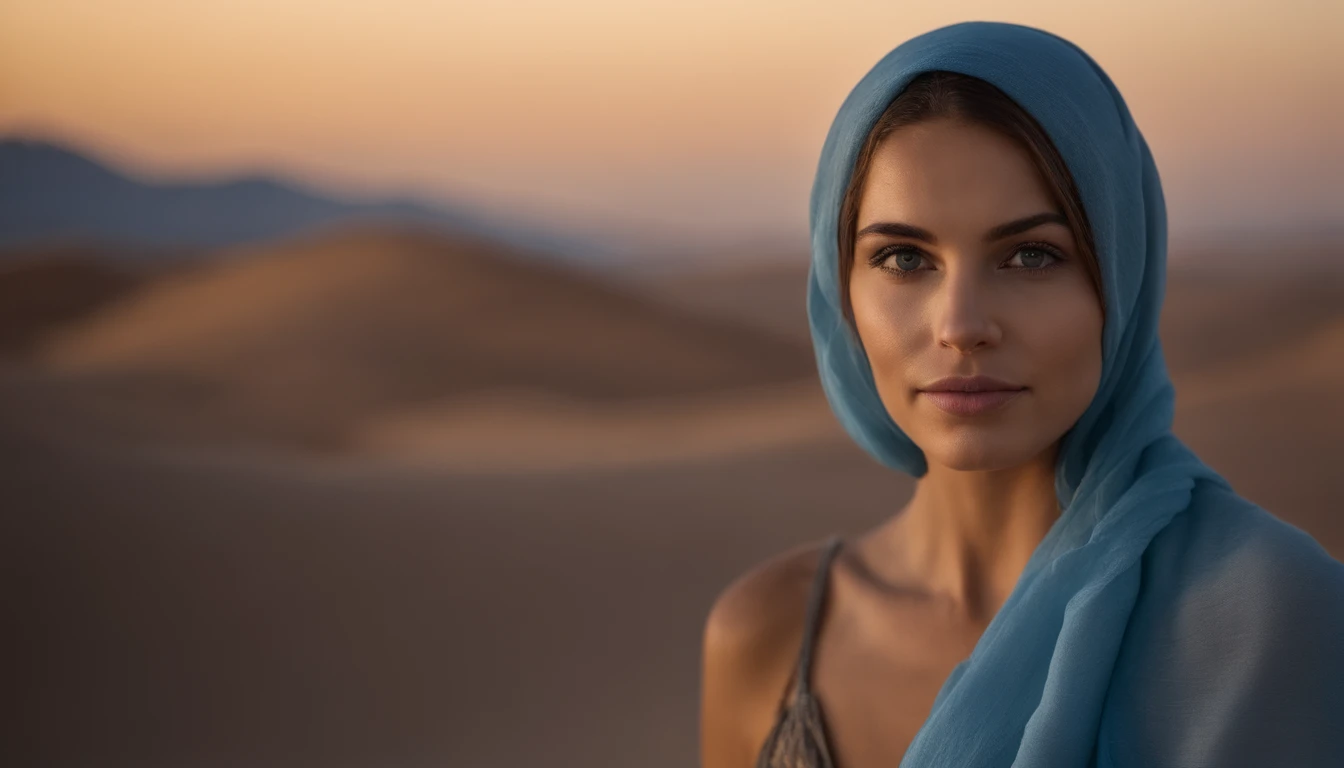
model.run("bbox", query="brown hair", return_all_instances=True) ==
[837,70,1104,325]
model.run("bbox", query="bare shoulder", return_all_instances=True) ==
[704,539,831,660]
[700,538,836,768]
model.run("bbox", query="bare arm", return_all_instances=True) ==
[699,548,819,768]
[700,598,760,768]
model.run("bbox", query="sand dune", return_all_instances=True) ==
[3,234,1342,768]
[19,234,1339,468]
[1172,317,1344,407]
[0,415,906,768]
[1160,263,1344,377]
[0,248,146,356]
[5,233,1339,480]
[38,225,811,395]
[23,225,812,449]
[355,378,843,472]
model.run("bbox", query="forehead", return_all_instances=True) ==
[856,118,1059,227]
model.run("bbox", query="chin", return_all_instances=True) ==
[919,429,1046,473]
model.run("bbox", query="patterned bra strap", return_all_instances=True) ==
[795,534,845,699]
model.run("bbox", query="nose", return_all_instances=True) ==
[934,268,1002,354]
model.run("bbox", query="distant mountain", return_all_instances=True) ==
[0,139,604,262]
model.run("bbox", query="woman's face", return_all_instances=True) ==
[848,117,1104,472]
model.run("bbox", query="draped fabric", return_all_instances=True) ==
[805,21,1344,767]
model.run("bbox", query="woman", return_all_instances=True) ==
[700,21,1344,768]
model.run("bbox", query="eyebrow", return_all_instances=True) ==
[856,211,1068,245]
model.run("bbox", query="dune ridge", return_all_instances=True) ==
[22,225,813,450]
[3,232,1342,768]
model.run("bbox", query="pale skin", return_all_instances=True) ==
[700,117,1105,768]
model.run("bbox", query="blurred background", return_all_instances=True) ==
[2,1,1341,766]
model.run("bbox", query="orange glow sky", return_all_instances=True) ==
[2,0,1341,255]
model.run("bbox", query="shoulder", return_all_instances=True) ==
[1135,480,1344,654]
[700,538,836,768]
[1103,481,1344,764]
[1142,480,1344,614]
[703,539,833,663]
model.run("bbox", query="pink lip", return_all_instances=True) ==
[920,389,1026,417]
[921,375,1024,393]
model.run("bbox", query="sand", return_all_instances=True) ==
[3,229,1341,767]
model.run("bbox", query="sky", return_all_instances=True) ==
[2,0,1341,258]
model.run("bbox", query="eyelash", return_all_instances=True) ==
[866,242,1067,279]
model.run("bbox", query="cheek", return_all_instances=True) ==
[1018,288,1103,397]
[850,278,923,390]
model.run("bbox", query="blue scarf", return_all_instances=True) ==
[807,21,1344,766]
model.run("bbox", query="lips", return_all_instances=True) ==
[918,376,1027,417]
[921,375,1025,393]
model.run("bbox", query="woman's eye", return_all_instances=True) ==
[881,248,925,272]
[1006,246,1059,269]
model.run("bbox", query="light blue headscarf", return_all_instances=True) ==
[807,21,1344,767]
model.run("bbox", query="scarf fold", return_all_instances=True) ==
[806,21,1344,767]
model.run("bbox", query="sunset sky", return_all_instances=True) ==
[2,0,1340,257]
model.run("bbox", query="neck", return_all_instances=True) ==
[882,445,1061,621]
